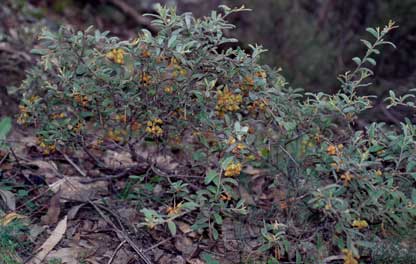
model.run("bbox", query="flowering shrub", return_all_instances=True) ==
[18,5,416,263]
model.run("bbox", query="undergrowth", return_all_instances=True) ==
[13,5,416,263]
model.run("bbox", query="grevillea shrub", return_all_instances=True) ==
[18,5,415,263]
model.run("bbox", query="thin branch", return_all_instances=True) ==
[60,151,87,177]
[107,240,127,264]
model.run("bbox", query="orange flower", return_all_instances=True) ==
[342,249,359,264]
[167,201,183,216]
[145,119,164,137]
[106,129,125,143]
[115,114,127,124]
[232,143,245,154]
[352,219,368,229]
[220,193,232,201]
[106,48,125,64]
[215,89,243,117]
[164,86,173,94]
[326,145,337,155]
[242,76,254,90]
[140,73,152,86]
[224,161,242,177]
[340,171,353,186]
[141,49,151,58]
[73,93,89,107]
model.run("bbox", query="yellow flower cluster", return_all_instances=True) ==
[28,95,40,103]
[340,171,353,186]
[50,113,66,119]
[327,144,343,156]
[242,76,254,91]
[140,72,152,86]
[17,105,29,124]
[164,86,173,94]
[73,93,89,107]
[167,201,183,216]
[255,70,267,79]
[224,161,242,177]
[71,122,83,134]
[352,219,368,229]
[247,99,268,113]
[146,118,163,137]
[37,137,56,155]
[220,192,232,201]
[114,114,127,124]
[106,48,125,64]
[342,249,359,264]
[168,57,187,77]
[141,48,151,58]
[232,143,245,154]
[215,89,243,117]
[106,129,126,143]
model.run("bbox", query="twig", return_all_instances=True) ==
[0,150,10,166]
[89,201,153,264]
[60,151,87,177]
[79,169,130,183]
[107,240,127,264]
[144,236,174,253]
[9,147,36,185]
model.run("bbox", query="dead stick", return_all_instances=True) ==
[60,151,87,177]
[107,240,127,264]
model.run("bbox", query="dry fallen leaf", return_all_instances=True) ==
[103,150,134,169]
[175,236,196,257]
[45,247,79,264]
[28,216,68,264]
[26,160,59,182]
[49,177,108,202]
[188,259,205,264]
[41,190,61,225]
[0,212,26,226]
[67,203,87,220]
[0,189,15,211]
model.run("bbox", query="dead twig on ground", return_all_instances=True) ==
[0,150,10,166]
[60,151,87,177]
[107,240,127,264]
[89,200,153,264]
[144,236,174,253]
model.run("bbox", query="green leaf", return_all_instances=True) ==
[213,213,223,225]
[0,117,12,149]
[167,220,177,236]
[368,145,384,152]
[366,28,379,39]
[211,226,219,240]
[352,57,361,65]
[204,170,218,185]
[201,253,220,264]
[221,156,234,170]
[360,39,373,49]
[31,48,49,55]
[365,57,377,66]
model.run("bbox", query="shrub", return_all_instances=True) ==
[18,5,415,263]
